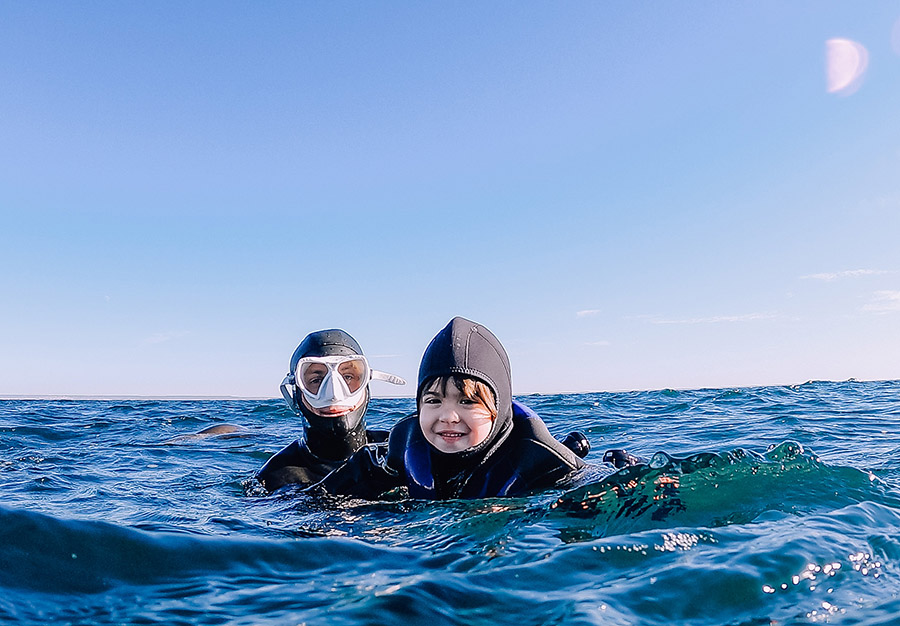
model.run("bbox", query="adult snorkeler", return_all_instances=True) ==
[256,329,406,492]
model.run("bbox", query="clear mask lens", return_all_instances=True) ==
[294,356,370,409]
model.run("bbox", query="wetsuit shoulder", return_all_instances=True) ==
[256,440,325,491]
[385,414,420,468]
[510,401,585,469]
[460,402,584,498]
[384,414,437,497]
[365,428,390,444]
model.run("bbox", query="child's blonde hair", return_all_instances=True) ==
[419,375,497,420]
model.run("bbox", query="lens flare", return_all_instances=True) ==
[826,38,869,95]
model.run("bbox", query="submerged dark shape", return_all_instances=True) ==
[602,448,645,469]
[316,317,585,500]
[163,424,250,444]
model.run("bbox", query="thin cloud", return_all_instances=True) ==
[652,313,777,325]
[624,314,662,322]
[586,340,610,347]
[863,291,900,313]
[143,331,190,345]
[576,309,602,318]
[801,269,889,281]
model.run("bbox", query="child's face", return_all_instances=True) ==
[418,380,494,453]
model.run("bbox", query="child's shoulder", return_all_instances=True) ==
[507,400,585,469]
[385,412,425,461]
[510,400,552,435]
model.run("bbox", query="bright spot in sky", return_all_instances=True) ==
[826,38,869,95]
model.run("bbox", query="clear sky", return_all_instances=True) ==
[2,2,899,398]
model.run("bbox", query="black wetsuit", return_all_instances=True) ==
[315,317,585,500]
[317,400,584,499]
[256,425,388,491]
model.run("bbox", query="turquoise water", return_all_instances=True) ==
[3,380,900,625]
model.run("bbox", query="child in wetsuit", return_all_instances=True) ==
[315,317,588,500]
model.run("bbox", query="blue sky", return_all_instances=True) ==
[2,2,899,398]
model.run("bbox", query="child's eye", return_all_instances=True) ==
[422,396,440,404]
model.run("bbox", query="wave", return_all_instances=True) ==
[0,505,415,595]
[546,441,899,540]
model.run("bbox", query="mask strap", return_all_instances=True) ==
[280,374,300,414]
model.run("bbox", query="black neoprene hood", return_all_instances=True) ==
[417,317,513,433]
[290,329,363,369]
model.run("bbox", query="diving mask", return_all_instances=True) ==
[280,355,406,414]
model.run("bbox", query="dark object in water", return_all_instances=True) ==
[163,424,250,444]
[602,448,644,469]
[561,431,591,459]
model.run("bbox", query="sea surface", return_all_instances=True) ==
[3,380,900,625]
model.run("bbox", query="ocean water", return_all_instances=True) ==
[2,380,900,626]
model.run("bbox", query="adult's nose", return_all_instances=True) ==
[319,372,343,403]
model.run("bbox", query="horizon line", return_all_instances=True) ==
[1,377,894,402]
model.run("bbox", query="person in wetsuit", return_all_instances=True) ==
[314,317,589,500]
[256,329,405,492]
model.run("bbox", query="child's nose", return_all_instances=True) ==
[438,407,460,422]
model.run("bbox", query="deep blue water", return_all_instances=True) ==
[3,380,900,625]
